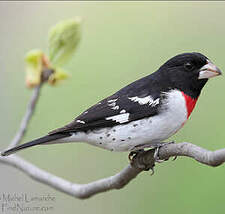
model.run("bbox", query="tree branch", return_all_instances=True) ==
[8,85,42,149]
[158,142,225,167]
[0,155,141,199]
[1,143,225,199]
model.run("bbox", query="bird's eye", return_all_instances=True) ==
[184,62,194,71]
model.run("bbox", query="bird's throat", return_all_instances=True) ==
[181,92,198,119]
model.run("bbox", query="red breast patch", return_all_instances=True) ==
[181,92,198,119]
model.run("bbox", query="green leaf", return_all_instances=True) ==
[25,49,44,88]
[48,18,82,66]
[48,67,69,86]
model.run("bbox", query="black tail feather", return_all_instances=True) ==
[1,133,71,156]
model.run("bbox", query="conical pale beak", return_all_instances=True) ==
[198,61,222,79]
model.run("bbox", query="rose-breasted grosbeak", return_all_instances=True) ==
[1,52,222,156]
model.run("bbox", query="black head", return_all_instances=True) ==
[159,52,222,98]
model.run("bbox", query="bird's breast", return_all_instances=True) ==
[181,91,198,119]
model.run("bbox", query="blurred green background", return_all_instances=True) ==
[1,2,225,214]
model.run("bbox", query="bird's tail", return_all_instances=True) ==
[1,133,71,156]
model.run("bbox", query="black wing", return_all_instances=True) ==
[49,72,165,134]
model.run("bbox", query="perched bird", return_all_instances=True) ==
[1,52,222,157]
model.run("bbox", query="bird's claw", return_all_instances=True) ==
[129,149,155,172]
[153,141,176,162]
[128,149,144,161]
[128,151,136,161]
[153,144,165,163]
[128,141,177,173]
[172,156,177,161]
[150,167,155,175]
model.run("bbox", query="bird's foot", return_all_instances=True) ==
[128,149,144,161]
[128,141,176,174]
[129,149,155,174]
[172,156,177,161]
[153,141,176,162]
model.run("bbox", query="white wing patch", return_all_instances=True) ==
[111,105,119,110]
[106,113,130,124]
[108,99,119,110]
[120,109,126,114]
[129,96,159,106]
[108,99,118,103]
[77,120,85,124]
[108,102,116,107]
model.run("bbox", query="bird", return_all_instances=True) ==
[1,52,222,158]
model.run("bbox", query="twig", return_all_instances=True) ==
[1,143,225,199]
[158,142,225,167]
[0,155,141,199]
[8,85,42,149]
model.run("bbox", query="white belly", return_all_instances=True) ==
[62,90,188,152]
